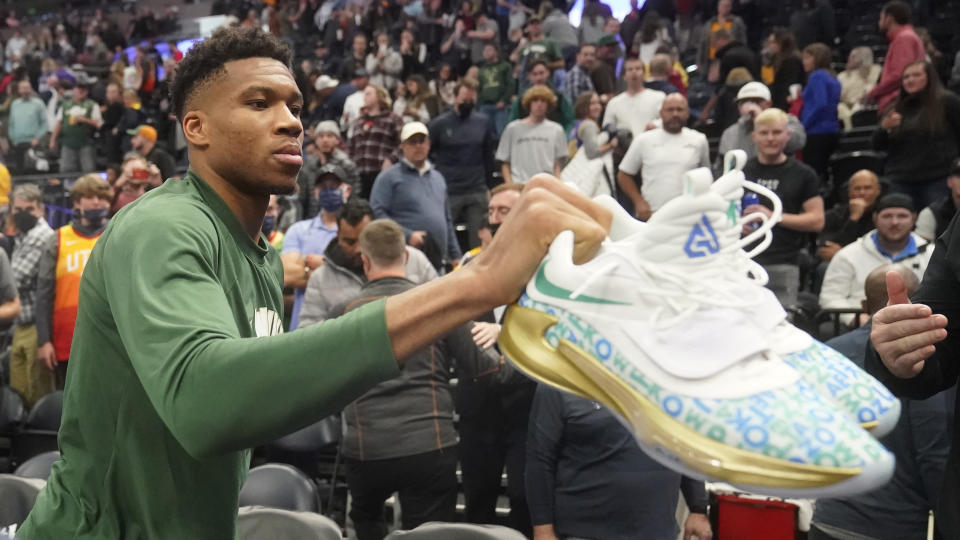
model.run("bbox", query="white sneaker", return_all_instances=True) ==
[500,170,894,498]
[710,150,901,438]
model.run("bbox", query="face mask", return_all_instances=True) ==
[458,101,475,118]
[82,208,109,228]
[262,215,277,236]
[13,210,38,233]
[318,188,344,212]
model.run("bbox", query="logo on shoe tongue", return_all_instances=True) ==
[684,214,720,258]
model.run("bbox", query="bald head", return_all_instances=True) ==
[848,169,881,207]
[660,93,689,134]
[863,264,919,316]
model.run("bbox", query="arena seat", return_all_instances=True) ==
[237,506,342,540]
[25,392,63,432]
[0,386,26,472]
[14,450,60,481]
[11,391,62,469]
[268,415,340,454]
[384,522,528,539]
[0,474,45,530]
[849,109,878,128]
[239,463,321,513]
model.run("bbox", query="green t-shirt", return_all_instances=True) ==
[20,172,398,539]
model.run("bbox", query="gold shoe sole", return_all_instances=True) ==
[500,304,863,490]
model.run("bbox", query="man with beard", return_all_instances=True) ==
[128,124,179,181]
[820,193,932,326]
[17,27,611,539]
[616,93,709,220]
[297,198,436,327]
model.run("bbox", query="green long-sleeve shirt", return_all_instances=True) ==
[477,61,514,106]
[20,172,398,539]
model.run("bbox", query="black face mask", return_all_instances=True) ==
[82,208,109,228]
[13,210,37,233]
[261,215,277,236]
[458,101,475,118]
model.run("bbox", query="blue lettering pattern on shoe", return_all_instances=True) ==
[779,342,897,426]
[518,294,881,469]
[683,214,721,259]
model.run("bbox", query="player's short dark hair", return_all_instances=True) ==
[882,1,911,24]
[170,26,292,122]
[338,198,375,227]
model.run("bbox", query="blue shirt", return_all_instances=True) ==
[282,216,338,329]
[872,231,918,262]
[370,160,462,261]
[800,69,841,135]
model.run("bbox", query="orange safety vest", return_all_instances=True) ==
[52,225,101,362]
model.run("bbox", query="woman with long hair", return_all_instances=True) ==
[563,92,620,198]
[401,75,440,123]
[570,91,618,159]
[800,42,841,183]
[765,28,805,110]
[874,60,960,208]
[430,63,457,109]
[634,13,670,65]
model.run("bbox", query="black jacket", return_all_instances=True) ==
[874,92,960,184]
[428,110,497,195]
[866,214,960,539]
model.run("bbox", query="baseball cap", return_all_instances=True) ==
[353,67,370,79]
[400,121,429,142]
[316,163,348,184]
[314,120,342,138]
[736,82,771,102]
[595,34,618,47]
[873,193,916,214]
[315,74,339,91]
[126,124,157,142]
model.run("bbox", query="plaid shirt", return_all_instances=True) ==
[12,218,54,327]
[348,111,402,176]
[562,64,595,104]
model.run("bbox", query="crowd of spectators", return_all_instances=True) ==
[0,0,958,538]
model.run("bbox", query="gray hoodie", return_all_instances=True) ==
[297,242,437,328]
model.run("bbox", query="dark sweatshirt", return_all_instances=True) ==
[526,385,708,540]
[866,212,960,539]
[429,109,497,195]
[873,91,960,184]
[339,276,502,461]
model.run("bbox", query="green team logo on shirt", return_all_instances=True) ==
[253,307,283,337]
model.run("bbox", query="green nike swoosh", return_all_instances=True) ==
[534,260,629,305]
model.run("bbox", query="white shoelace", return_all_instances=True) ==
[566,177,784,330]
